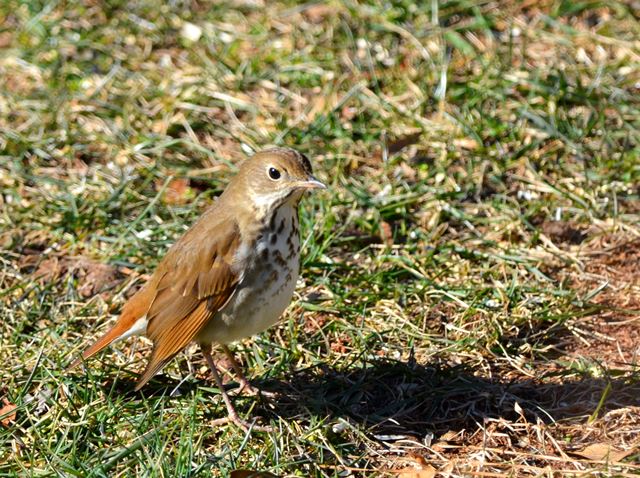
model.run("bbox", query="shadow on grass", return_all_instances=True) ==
[88,356,639,438]
[251,359,640,437]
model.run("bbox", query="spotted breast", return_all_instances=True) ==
[196,201,301,345]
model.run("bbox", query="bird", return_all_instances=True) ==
[70,147,325,431]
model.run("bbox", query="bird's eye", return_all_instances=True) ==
[268,167,281,180]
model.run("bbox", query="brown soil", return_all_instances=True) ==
[561,235,640,367]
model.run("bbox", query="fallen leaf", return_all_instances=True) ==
[439,430,461,442]
[394,453,437,478]
[453,137,479,150]
[0,231,12,249]
[0,398,17,427]
[0,32,13,48]
[74,261,121,298]
[23,254,122,296]
[380,221,394,246]
[572,443,635,463]
[33,257,62,282]
[409,453,429,467]
[395,465,436,478]
[158,177,192,205]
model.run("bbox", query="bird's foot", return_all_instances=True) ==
[234,378,276,398]
[210,413,274,432]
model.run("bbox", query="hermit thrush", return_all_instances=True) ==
[70,147,325,430]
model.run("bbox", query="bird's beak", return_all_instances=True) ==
[297,177,326,190]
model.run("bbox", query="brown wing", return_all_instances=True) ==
[134,218,242,390]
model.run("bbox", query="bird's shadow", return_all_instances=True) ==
[93,355,640,438]
[249,359,640,437]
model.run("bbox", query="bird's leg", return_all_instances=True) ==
[202,345,272,432]
[220,345,259,395]
[221,345,276,398]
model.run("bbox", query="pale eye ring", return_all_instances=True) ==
[268,167,281,180]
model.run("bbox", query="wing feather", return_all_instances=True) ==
[135,218,242,388]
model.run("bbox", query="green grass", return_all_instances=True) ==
[1,1,640,476]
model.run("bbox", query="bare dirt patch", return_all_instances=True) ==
[540,220,587,244]
[567,319,640,368]
[267,359,640,475]
[559,236,640,367]
[583,236,640,290]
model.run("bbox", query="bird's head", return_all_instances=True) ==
[233,148,325,214]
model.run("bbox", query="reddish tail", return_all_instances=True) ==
[68,285,155,370]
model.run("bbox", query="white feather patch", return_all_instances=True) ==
[117,315,149,341]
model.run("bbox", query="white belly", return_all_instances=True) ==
[197,206,300,345]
